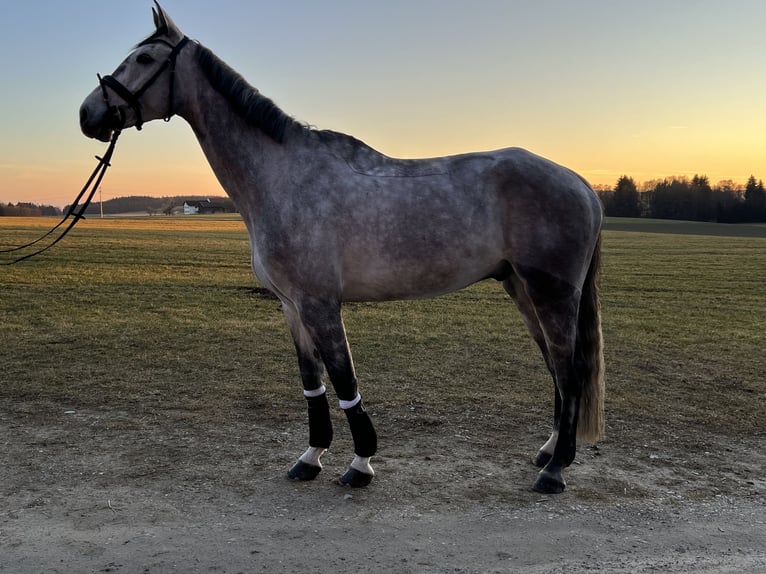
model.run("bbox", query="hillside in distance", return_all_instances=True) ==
[76,195,236,215]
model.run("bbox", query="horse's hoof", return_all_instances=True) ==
[532,470,566,494]
[338,467,374,488]
[533,450,552,468]
[287,460,322,481]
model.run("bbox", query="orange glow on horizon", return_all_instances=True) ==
[3,142,765,208]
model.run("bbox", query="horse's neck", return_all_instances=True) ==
[179,78,287,220]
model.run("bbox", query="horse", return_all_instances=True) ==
[79,3,604,494]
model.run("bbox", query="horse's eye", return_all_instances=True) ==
[136,53,154,65]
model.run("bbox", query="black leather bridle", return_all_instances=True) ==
[1,35,191,264]
[98,35,191,131]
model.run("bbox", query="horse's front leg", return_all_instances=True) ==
[299,299,378,487]
[283,303,333,481]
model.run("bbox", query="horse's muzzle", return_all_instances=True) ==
[79,100,124,142]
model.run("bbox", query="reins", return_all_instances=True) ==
[1,129,121,265]
[1,35,191,265]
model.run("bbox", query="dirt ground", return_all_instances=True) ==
[1,399,764,573]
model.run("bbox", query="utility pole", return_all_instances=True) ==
[99,187,104,219]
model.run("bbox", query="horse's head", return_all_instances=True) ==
[79,2,190,142]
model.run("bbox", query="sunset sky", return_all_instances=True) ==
[1,1,765,207]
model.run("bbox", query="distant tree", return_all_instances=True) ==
[605,176,642,217]
[649,177,688,220]
[0,202,61,217]
[690,174,714,221]
[715,180,742,198]
[41,205,61,217]
[711,180,745,223]
[744,175,766,221]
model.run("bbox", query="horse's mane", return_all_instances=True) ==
[193,43,392,157]
[195,44,303,143]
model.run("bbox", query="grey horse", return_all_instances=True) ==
[79,3,604,494]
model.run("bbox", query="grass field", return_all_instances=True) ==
[603,217,766,238]
[1,215,764,437]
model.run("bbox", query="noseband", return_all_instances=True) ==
[98,35,190,130]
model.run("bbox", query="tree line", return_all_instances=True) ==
[4,179,766,223]
[597,175,766,223]
[0,202,62,217]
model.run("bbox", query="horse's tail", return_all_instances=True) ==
[576,233,605,442]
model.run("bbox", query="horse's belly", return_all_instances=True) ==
[340,257,502,302]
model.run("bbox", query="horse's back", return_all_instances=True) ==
[487,147,597,205]
[277,136,601,301]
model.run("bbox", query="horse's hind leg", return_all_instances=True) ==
[502,276,561,468]
[283,302,333,481]
[511,267,582,493]
[293,298,377,487]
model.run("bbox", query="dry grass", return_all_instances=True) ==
[1,216,764,437]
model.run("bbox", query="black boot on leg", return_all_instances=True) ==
[338,397,377,487]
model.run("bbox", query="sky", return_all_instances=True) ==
[1,0,765,207]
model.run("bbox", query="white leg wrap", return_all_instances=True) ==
[303,385,326,398]
[350,455,374,476]
[299,446,326,468]
[339,393,361,410]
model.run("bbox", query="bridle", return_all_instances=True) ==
[1,35,190,264]
[98,35,190,131]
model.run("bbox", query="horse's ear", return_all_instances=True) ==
[152,5,162,30]
[151,2,184,42]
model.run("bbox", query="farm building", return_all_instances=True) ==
[183,199,232,215]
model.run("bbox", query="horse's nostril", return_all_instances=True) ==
[79,106,89,125]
